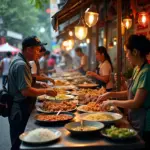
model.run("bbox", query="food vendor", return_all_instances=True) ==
[97,34,150,150]
[86,46,113,91]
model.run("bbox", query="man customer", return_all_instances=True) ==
[0,51,12,86]
[30,46,55,84]
[8,36,57,150]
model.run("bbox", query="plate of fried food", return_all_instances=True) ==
[35,112,75,124]
[77,83,98,88]
[101,125,137,141]
[80,112,123,124]
[36,101,77,113]
[77,102,103,113]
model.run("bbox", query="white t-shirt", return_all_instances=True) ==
[29,61,37,74]
[81,55,88,71]
[2,57,11,75]
[39,57,45,70]
[99,60,113,89]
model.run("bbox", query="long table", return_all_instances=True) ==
[20,109,145,150]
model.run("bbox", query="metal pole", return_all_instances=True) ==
[117,0,122,91]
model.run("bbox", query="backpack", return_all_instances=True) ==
[0,86,13,117]
[0,59,20,117]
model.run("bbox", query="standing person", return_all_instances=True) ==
[0,51,12,86]
[48,55,56,74]
[97,34,150,150]
[71,47,88,75]
[29,46,55,84]
[8,36,57,150]
[86,46,113,91]
[39,50,55,76]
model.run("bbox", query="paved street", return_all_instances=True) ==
[0,77,11,150]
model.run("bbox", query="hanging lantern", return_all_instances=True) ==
[75,18,88,40]
[108,41,114,49]
[62,39,74,51]
[123,16,132,29]
[138,11,149,27]
[86,38,90,44]
[84,4,99,27]
[69,30,73,36]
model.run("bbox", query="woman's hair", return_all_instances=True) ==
[124,34,150,58]
[75,47,83,53]
[97,46,113,71]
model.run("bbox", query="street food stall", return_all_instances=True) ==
[19,72,145,150]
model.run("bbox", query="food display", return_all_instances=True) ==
[71,126,98,131]
[65,121,104,135]
[77,87,106,104]
[81,112,122,123]
[38,101,77,113]
[55,80,70,86]
[45,94,74,101]
[19,128,61,144]
[77,83,98,88]
[35,114,73,122]
[84,113,115,121]
[77,102,103,112]
[101,126,137,139]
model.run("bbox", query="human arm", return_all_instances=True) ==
[97,91,128,103]
[21,87,57,97]
[101,88,147,110]
[32,74,55,85]
[86,71,110,83]
[101,70,150,109]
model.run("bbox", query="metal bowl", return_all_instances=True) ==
[65,120,104,135]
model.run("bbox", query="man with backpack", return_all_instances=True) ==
[8,36,57,150]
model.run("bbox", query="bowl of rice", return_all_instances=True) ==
[19,128,61,144]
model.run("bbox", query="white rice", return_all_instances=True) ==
[24,128,56,142]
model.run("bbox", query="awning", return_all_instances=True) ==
[51,0,93,31]
[0,43,21,52]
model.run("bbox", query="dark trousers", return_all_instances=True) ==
[2,75,8,86]
[143,131,150,150]
[8,112,29,150]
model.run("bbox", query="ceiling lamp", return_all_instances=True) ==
[68,30,73,36]
[86,38,90,44]
[75,17,88,40]
[123,16,132,30]
[84,4,99,27]
[138,11,149,27]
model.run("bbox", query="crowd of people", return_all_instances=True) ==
[0,34,150,150]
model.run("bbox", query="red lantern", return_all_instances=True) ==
[138,11,149,27]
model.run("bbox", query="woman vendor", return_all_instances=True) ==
[97,34,150,150]
[86,46,113,91]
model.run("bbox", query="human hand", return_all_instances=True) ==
[86,71,97,77]
[40,82,49,88]
[96,92,111,103]
[100,100,113,111]
[49,78,55,85]
[46,89,57,97]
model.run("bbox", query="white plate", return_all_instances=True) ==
[19,128,61,144]
[77,105,99,113]
[45,94,75,101]
[36,106,77,114]
[81,112,123,124]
